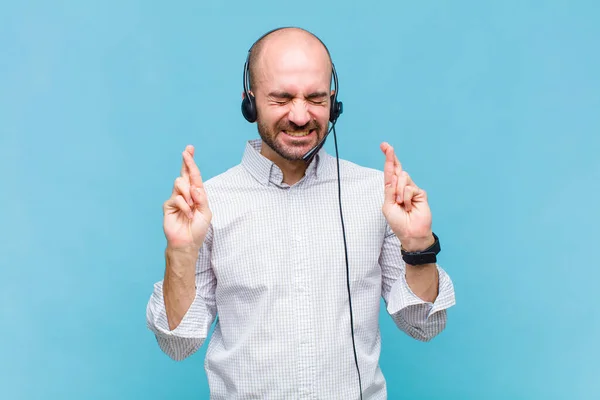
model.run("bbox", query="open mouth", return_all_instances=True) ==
[282,129,316,138]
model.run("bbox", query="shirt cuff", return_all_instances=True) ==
[386,264,456,319]
[146,281,210,339]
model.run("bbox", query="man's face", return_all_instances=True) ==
[252,44,332,161]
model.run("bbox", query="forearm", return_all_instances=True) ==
[405,263,439,302]
[147,240,216,361]
[163,246,199,330]
[406,264,439,303]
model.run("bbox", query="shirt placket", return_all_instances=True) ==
[288,184,315,399]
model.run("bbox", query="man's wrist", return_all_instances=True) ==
[400,233,435,252]
[165,245,200,278]
[166,244,201,256]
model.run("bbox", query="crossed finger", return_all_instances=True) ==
[382,142,423,211]
[171,145,195,206]
[180,145,194,180]
[382,142,396,188]
[172,145,203,208]
[183,149,204,190]
[394,155,415,205]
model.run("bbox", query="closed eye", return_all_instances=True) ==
[268,91,294,102]
[267,91,329,105]
[306,92,329,104]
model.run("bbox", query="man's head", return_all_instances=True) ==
[244,27,335,162]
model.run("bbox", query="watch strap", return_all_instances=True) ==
[401,232,441,265]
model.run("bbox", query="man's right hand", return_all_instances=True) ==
[163,145,212,251]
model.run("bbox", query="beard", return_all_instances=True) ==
[257,117,326,161]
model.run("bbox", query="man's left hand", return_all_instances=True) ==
[381,142,435,252]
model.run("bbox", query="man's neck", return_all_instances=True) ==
[260,143,308,185]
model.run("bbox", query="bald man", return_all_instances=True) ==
[146,27,456,399]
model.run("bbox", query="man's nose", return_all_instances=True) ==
[287,101,311,127]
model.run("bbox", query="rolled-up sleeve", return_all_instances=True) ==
[146,227,217,361]
[379,225,456,342]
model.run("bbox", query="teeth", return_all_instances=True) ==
[285,130,310,137]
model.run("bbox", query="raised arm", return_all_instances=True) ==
[146,145,217,360]
[379,142,455,341]
[161,145,212,329]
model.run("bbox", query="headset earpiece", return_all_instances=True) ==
[330,94,343,124]
[241,54,257,123]
[241,92,257,123]
[329,63,343,124]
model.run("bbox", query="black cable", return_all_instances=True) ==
[332,124,363,400]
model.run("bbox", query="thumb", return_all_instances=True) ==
[384,174,397,206]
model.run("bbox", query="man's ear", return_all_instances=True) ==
[242,91,255,99]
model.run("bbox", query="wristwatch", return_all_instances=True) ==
[401,232,441,265]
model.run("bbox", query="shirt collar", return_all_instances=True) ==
[241,139,327,187]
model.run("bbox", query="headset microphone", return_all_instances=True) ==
[302,124,332,163]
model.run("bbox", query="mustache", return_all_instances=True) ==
[277,120,322,133]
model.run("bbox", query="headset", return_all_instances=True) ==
[241,27,344,163]
[241,28,343,124]
[241,27,363,400]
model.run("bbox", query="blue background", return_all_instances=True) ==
[1,1,599,399]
